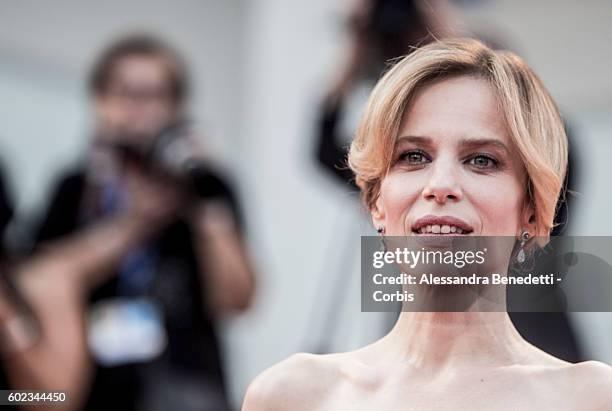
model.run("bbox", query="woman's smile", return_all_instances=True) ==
[410,214,474,235]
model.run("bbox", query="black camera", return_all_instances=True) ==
[108,121,201,181]
[100,121,224,202]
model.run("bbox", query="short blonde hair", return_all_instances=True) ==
[348,38,568,236]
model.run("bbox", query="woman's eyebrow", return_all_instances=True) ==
[396,135,433,145]
[460,138,509,153]
[396,136,508,152]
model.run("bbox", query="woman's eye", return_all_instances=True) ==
[399,150,429,165]
[467,154,498,169]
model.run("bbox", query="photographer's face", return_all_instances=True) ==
[372,76,534,238]
[95,55,178,142]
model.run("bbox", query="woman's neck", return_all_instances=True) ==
[378,310,528,370]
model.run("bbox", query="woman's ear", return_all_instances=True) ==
[520,201,536,236]
[371,195,386,231]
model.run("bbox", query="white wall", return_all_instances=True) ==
[224,0,389,402]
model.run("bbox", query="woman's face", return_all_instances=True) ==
[373,75,533,237]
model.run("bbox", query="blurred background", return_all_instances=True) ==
[0,0,611,409]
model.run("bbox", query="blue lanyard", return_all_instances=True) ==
[100,181,157,296]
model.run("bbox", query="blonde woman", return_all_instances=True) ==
[243,38,612,410]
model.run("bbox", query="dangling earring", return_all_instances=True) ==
[377,225,386,252]
[517,230,530,263]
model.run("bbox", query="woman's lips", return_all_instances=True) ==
[411,215,474,235]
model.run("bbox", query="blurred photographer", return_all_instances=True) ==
[1,171,174,411]
[33,35,256,411]
[316,0,461,185]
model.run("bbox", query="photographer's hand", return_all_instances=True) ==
[192,201,256,315]
[123,162,182,229]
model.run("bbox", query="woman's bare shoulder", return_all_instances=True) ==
[568,360,612,406]
[531,359,612,408]
[242,352,349,411]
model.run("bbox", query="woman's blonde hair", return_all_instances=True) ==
[348,38,568,236]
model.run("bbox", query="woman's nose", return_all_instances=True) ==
[421,160,463,204]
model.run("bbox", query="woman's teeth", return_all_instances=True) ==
[417,224,466,234]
